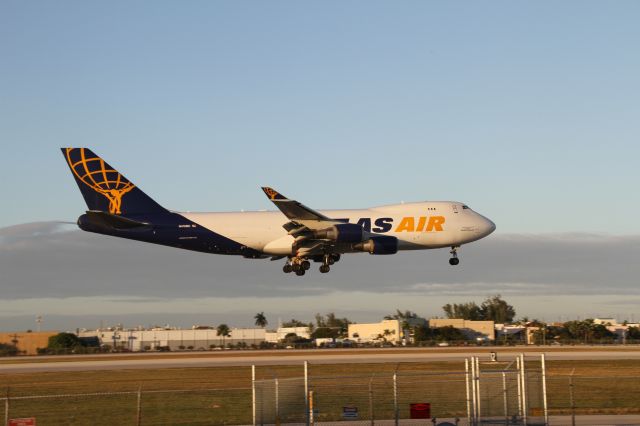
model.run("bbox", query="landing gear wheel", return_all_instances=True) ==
[295,269,306,276]
[332,254,341,263]
[283,264,292,273]
[301,260,311,270]
[449,246,460,266]
[292,263,302,272]
[328,257,335,265]
[320,265,330,273]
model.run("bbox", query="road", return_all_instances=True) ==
[2,347,640,372]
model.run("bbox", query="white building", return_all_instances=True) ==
[265,326,311,343]
[80,328,266,351]
[593,318,640,342]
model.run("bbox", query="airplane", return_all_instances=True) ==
[61,148,495,276]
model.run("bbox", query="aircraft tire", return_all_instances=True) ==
[449,258,459,266]
[320,265,330,273]
[292,263,301,272]
[283,264,292,273]
[295,269,306,276]
[301,260,311,270]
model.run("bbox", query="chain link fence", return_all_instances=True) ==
[2,386,252,425]
[3,355,640,425]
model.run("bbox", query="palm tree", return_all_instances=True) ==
[254,312,268,328]
[217,324,231,347]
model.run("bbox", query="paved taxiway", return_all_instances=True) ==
[2,347,640,373]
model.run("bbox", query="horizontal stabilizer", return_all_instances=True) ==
[82,210,151,230]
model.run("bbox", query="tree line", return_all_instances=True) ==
[7,295,640,356]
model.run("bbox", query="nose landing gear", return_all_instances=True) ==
[449,246,460,266]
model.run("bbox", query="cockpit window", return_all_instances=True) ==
[462,205,470,209]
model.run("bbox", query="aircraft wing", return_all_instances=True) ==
[261,187,343,233]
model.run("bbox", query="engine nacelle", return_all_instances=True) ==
[313,223,364,243]
[353,235,399,255]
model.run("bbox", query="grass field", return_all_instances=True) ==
[1,359,640,425]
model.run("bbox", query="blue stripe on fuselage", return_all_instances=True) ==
[77,212,263,257]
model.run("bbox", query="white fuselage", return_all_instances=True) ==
[181,201,495,256]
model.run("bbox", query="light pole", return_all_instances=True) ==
[112,332,121,352]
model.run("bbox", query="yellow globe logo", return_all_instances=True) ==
[64,148,135,214]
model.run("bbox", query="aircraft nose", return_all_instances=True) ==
[480,217,496,236]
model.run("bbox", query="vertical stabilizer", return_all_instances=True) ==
[61,148,167,215]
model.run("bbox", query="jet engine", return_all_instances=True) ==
[353,235,398,255]
[312,223,364,243]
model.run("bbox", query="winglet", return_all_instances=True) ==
[261,187,288,201]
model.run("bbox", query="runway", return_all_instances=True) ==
[2,347,640,373]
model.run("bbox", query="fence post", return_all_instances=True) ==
[304,361,309,426]
[309,390,314,426]
[516,355,522,418]
[275,376,280,426]
[470,357,477,425]
[475,357,482,422]
[136,384,142,426]
[465,358,472,426]
[368,376,374,426]
[4,387,8,426]
[541,354,548,426]
[569,369,575,426]
[520,354,528,426]
[393,369,399,426]
[502,372,508,425]
[252,365,256,426]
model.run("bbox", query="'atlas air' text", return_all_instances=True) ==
[336,216,445,233]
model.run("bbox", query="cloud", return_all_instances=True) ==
[2,222,639,299]
[1,222,639,329]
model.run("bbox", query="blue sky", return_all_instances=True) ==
[2,2,639,233]
[2,2,640,331]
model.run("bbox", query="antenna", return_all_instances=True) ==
[36,315,43,332]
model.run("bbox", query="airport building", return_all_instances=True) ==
[594,318,640,342]
[429,318,495,341]
[265,326,311,343]
[0,331,58,355]
[79,327,266,351]
[348,319,402,344]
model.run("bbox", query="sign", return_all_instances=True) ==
[410,403,431,419]
[342,406,359,419]
[9,419,36,426]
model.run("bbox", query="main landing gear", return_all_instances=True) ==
[318,253,339,274]
[449,246,460,266]
[282,254,340,276]
[283,259,311,276]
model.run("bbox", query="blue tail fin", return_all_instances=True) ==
[61,148,167,215]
